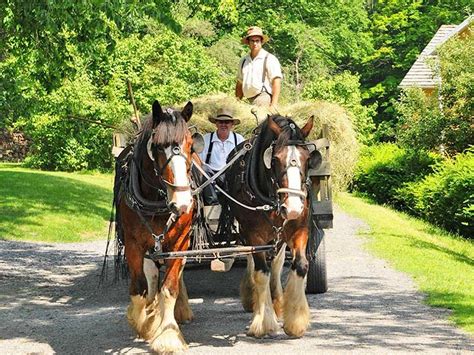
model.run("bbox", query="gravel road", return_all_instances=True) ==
[1,209,472,354]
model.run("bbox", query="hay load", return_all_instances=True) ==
[189,94,359,191]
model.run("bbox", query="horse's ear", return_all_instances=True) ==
[301,115,314,138]
[181,101,193,122]
[152,100,163,127]
[267,116,281,136]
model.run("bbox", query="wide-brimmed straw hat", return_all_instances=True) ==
[241,26,269,45]
[208,108,240,125]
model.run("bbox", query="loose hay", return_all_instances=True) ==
[120,93,359,191]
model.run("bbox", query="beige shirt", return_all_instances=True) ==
[237,49,282,99]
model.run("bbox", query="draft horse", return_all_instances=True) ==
[114,100,195,353]
[224,115,321,338]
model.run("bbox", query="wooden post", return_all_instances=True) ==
[127,79,142,130]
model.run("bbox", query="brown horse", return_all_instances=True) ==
[114,100,195,353]
[224,115,321,338]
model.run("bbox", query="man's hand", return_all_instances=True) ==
[235,81,244,100]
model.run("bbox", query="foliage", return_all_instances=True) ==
[352,143,440,207]
[337,192,474,333]
[395,88,445,152]
[396,28,474,155]
[303,71,375,143]
[361,0,472,139]
[437,27,474,153]
[401,149,474,237]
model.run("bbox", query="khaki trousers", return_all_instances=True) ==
[248,91,271,107]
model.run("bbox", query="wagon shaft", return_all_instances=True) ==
[147,245,275,261]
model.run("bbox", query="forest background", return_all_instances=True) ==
[0,1,472,236]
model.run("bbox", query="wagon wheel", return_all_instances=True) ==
[306,217,328,294]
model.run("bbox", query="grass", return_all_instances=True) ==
[0,163,113,243]
[336,192,474,334]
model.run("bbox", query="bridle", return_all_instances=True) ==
[146,133,192,193]
[266,139,312,207]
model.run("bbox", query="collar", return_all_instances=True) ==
[246,48,268,62]
[212,131,234,143]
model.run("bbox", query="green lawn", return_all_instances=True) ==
[0,163,113,242]
[337,192,474,334]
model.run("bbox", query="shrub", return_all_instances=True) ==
[401,149,474,237]
[352,143,441,208]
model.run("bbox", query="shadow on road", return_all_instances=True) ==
[1,240,472,354]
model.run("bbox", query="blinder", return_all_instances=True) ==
[191,132,205,154]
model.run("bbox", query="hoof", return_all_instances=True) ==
[247,315,279,338]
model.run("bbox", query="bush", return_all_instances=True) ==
[401,149,474,237]
[352,143,441,208]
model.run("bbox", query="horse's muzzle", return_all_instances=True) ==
[168,200,193,216]
[281,202,304,220]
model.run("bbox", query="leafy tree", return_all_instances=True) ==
[361,0,472,139]
[396,27,473,155]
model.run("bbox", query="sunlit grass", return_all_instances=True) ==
[336,192,474,334]
[0,163,114,242]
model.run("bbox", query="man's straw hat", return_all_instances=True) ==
[208,108,240,125]
[241,26,269,45]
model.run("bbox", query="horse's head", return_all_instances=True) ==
[263,115,322,220]
[145,100,194,215]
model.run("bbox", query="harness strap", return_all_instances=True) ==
[205,132,214,164]
[205,132,238,166]
[261,53,268,92]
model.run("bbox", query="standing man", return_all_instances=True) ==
[236,26,282,109]
[200,108,245,174]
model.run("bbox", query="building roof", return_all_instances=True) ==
[399,25,456,89]
[399,15,473,89]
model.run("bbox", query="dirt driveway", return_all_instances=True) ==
[1,209,472,354]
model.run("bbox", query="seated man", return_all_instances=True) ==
[199,108,244,204]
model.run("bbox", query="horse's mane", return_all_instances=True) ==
[247,114,305,202]
[134,110,188,160]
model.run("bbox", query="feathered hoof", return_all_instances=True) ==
[149,325,188,354]
[247,316,279,338]
[283,307,310,338]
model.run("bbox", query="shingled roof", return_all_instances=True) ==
[399,15,473,89]
[398,25,456,89]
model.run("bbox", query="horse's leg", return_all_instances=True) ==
[270,242,286,319]
[125,240,150,338]
[143,258,160,305]
[149,259,188,353]
[283,229,310,337]
[174,268,194,323]
[248,252,279,337]
[240,254,255,312]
